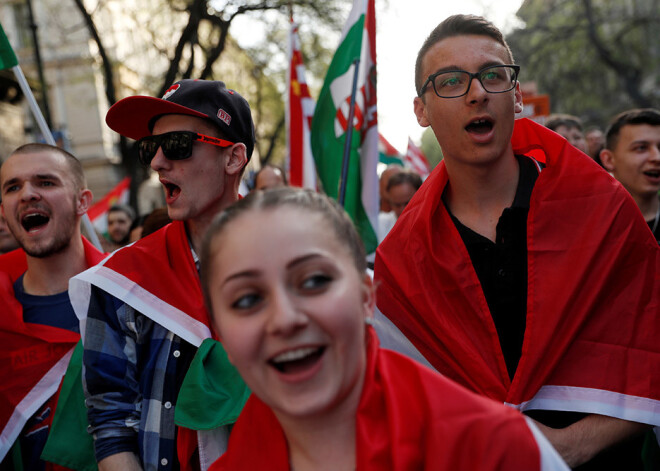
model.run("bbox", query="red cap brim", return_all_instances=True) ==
[105,95,209,141]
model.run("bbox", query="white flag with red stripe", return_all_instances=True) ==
[286,19,316,189]
[405,137,431,178]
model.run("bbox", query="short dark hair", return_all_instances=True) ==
[200,188,367,312]
[386,170,423,192]
[10,143,86,190]
[545,114,583,133]
[604,108,660,150]
[415,15,514,96]
[109,203,136,222]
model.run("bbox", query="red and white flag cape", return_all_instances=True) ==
[375,118,660,427]
[286,19,316,189]
[0,240,104,461]
[87,177,131,235]
[405,137,430,178]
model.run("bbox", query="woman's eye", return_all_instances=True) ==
[301,274,332,291]
[231,293,261,310]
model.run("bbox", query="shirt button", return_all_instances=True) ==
[161,458,168,466]
[164,401,172,409]
[173,350,180,358]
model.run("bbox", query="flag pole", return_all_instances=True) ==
[338,58,361,207]
[10,65,104,250]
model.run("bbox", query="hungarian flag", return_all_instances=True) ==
[87,177,130,235]
[0,23,18,70]
[405,137,431,178]
[286,19,316,189]
[378,133,404,166]
[311,0,379,254]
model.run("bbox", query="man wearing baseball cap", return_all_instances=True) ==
[69,80,255,471]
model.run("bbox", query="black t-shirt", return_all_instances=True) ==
[448,154,539,380]
[447,156,649,470]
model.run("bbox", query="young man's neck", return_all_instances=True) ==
[633,192,660,222]
[185,192,240,255]
[443,152,520,242]
[23,234,87,296]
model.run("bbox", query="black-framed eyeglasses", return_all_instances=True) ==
[419,64,520,99]
[137,131,235,166]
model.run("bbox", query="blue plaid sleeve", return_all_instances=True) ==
[82,286,141,462]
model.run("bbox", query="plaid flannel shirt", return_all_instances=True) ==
[82,285,195,471]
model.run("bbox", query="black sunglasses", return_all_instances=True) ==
[137,131,235,166]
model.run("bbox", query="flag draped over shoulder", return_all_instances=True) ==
[375,119,660,425]
[0,23,18,70]
[86,177,131,235]
[405,137,431,178]
[287,19,316,189]
[311,0,379,254]
[0,240,104,463]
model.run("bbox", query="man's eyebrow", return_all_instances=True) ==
[431,61,508,75]
[1,177,18,191]
[34,173,62,182]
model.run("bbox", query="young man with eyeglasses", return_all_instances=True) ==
[69,80,255,471]
[375,15,659,469]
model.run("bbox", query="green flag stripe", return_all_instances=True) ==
[0,23,18,70]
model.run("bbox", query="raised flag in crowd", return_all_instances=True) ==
[0,23,18,71]
[87,176,131,236]
[310,0,379,254]
[405,137,431,178]
[378,133,404,166]
[286,19,316,189]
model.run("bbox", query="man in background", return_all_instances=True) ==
[600,108,660,242]
[253,164,287,190]
[106,203,135,250]
[546,113,587,153]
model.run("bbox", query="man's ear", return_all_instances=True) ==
[413,97,430,128]
[514,82,523,114]
[226,144,248,176]
[599,149,616,173]
[77,189,93,216]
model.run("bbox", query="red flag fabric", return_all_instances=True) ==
[210,328,564,470]
[87,177,131,234]
[286,19,316,189]
[70,220,212,347]
[375,118,660,424]
[404,137,430,178]
[0,240,104,461]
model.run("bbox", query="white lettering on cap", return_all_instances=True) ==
[218,109,232,126]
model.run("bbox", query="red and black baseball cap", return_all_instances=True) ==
[106,79,256,160]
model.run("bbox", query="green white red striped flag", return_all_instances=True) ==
[378,133,404,166]
[0,23,18,70]
[311,0,379,254]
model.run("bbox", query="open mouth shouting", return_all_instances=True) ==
[269,346,326,380]
[160,179,182,204]
[643,169,660,184]
[465,117,495,139]
[21,210,50,233]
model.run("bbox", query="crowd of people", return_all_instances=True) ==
[1,13,659,471]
